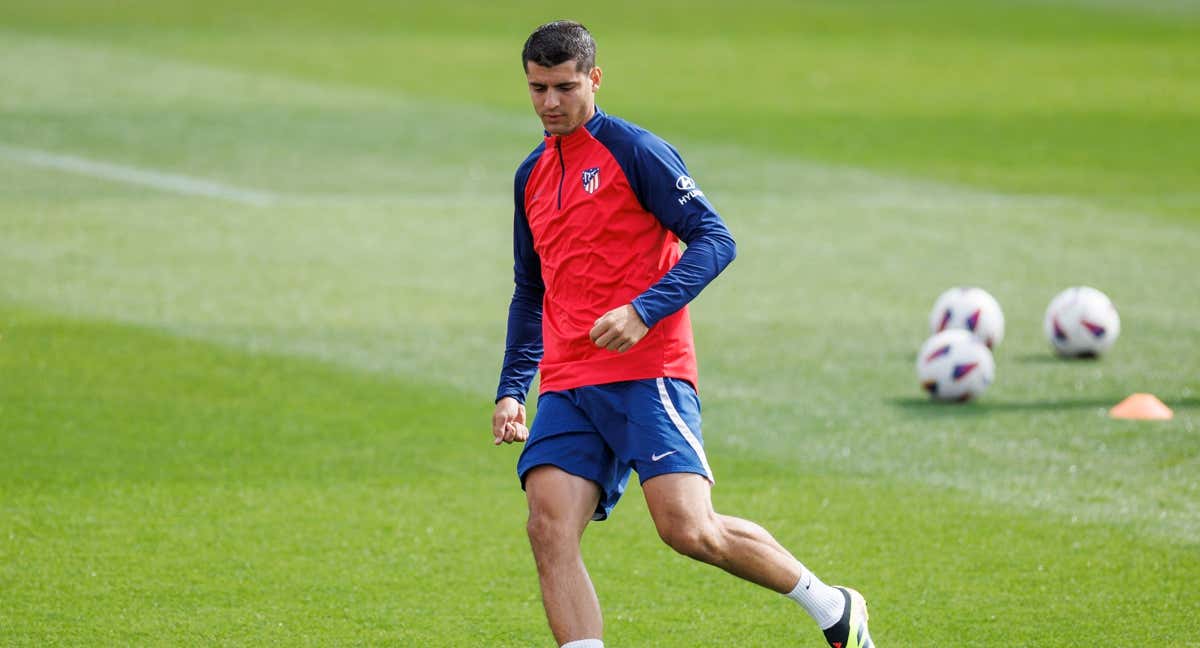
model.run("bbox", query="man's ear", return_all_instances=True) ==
[590,66,603,91]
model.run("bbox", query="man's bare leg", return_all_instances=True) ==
[641,472,876,648]
[525,465,604,645]
[641,472,803,592]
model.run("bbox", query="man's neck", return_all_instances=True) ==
[561,105,597,137]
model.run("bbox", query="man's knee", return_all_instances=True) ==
[526,506,585,557]
[526,509,559,548]
[523,467,600,555]
[658,517,726,562]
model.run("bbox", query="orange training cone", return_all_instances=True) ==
[1109,393,1173,420]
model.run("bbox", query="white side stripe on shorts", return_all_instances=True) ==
[656,378,714,483]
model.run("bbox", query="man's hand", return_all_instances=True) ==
[491,396,529,446]
[589,304,649,353]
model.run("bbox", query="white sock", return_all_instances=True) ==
[560,641,603,648]
[784,568,846,630]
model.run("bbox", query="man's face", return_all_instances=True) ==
[525,61,602,136]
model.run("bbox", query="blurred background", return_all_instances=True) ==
[1,1,1197,645]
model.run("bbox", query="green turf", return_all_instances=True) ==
[2,309,1196,646]
[1,0,1198,645]
[2,0,1197,217]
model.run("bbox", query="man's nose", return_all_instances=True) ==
[542,90,560,109]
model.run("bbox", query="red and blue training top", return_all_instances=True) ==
[496,108,736,403]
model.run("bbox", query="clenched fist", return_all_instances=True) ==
[589,304,649,353]
[491,396,529,446]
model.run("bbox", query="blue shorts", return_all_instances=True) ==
[517,377,713,521]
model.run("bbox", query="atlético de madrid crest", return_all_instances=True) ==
[581,167,600,194]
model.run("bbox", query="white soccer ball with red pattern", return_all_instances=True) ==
[1044,286,1121,357]
[928,286,1005,349]
[916,329,996,402]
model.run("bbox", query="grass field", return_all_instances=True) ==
[2,1,1198,645]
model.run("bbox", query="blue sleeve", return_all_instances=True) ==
[624,136,736,328]
[495,163,544,405]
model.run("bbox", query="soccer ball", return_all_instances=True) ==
[916,329,996,402]
[1044,286,1121,357]
[928,286,1005,349]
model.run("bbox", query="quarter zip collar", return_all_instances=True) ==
[544,108,605,210]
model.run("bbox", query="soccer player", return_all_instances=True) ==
[491,20,876,648]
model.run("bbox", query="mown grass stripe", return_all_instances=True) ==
[0,143,280,206]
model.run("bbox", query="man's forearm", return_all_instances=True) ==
[632,231,736,328]
[495,285,544,403]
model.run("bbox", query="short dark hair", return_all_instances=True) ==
[522,20,596,72]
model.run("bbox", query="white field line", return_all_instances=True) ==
[0,143,280,206]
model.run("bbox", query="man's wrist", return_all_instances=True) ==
[495,392,525,405]
[630,300,654,329]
